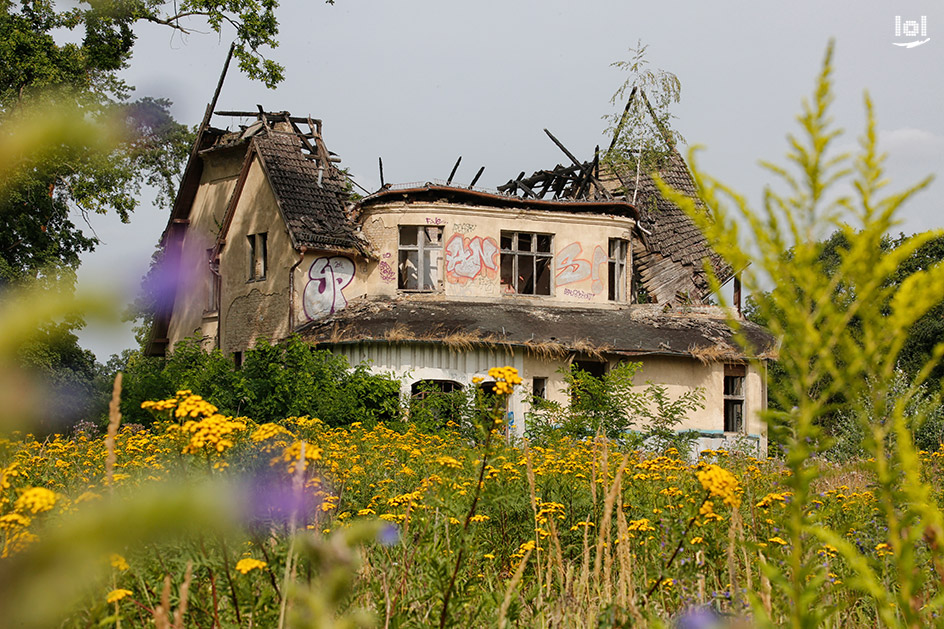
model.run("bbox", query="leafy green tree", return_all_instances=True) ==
[603,40,684,175]
[746,230,944,446]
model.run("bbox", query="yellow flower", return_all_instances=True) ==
[15,487,57,514]
[690,537,704,544]
[235,558,267,574]
[768,536,788,546]
[110,554,130,571]
[696,464,742,508]
[106,589,134,604]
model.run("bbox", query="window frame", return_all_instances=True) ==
[608,238,629,302]
[499,231,553,296]
[398,225,443,292]
[723,364,746,433]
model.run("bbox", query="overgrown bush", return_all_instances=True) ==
[116,336,402,428]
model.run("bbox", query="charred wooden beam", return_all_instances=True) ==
[469,166,485,188]
[446,156,462,186]
[378,157,385,188]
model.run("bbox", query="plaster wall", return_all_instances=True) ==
[166,150,242,351]
[359,202,635,305]
[628,356,766,452]
[218,156,296,354]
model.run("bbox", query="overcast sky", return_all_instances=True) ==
[75,0,944,360]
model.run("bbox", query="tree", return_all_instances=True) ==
[603,40,684,183]
[0,0,327,418]
[745,229,944,444]
[0,0,311,283]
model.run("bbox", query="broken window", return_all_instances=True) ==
[399,226,443,291]
[723,365,745,433]
[532,377,547,400]
[608,238,629,301]
[248,232,267,281]
[500,231,552,295]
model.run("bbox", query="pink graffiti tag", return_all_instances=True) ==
[444,234,499,284]
[378,260,395,283]
[556,242,608,294]
[304,256,355,318]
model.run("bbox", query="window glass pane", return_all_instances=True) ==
[399,250,418,289]
[535,257,551,295]
[537,234,552,253]
[400,226,418,246]
[517,233,532,252]
[500,233,513,250]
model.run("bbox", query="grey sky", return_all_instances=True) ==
[75,0,944,359]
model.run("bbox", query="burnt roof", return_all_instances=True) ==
[252,131,362,252]
[358,184,636,217]
[601,151,732,285]
[297,298,776,361]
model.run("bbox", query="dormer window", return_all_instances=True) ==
[248,232,267,281]
[399,226,443,291]
[500,231,552,295]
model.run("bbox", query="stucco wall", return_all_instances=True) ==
[218,155,296,354]
[358,202,635,305]
[628,356,766,452]
[166,149,242,351]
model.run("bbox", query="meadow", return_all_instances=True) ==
[2,370,942,628]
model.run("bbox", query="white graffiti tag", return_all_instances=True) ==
[304,256,355,318]
[555,242,591,285]
[444,234,499,284]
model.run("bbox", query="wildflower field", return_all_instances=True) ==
[3,376,944,628]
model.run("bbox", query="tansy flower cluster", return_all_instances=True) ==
[696,463,742,508]
[487,366,522,395]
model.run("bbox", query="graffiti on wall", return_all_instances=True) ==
[555,243,607,293]
[304,256,355,318]
[378,253,395,283]
[444,234,499,284]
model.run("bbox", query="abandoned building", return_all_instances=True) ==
[146,106,776,454]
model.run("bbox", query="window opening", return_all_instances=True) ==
[532,377,547,400]
[500,231,552,295]
[724,364,746,433]
[608,238,629,301]
[248,233,267,281]
[573,360,606,379]
[399,226,443,291]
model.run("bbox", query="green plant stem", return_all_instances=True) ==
[439,400,500,629]
[645,492,709,600]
